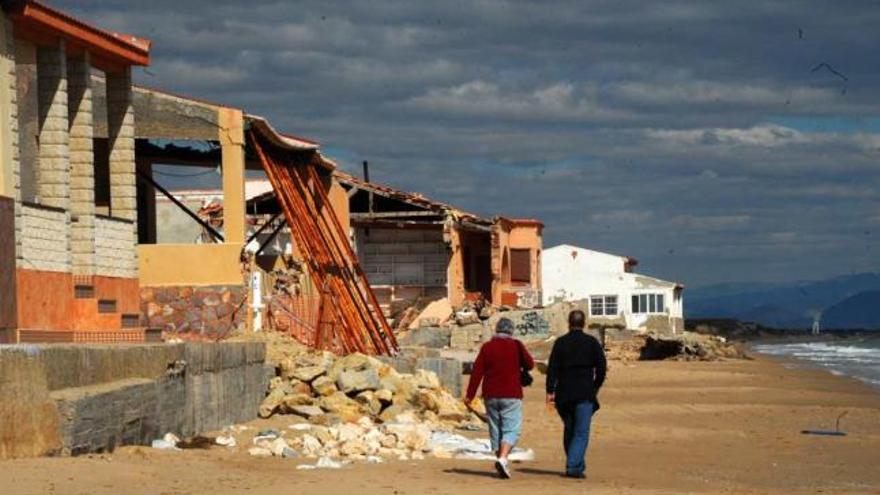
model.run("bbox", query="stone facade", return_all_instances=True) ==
[36,41,69,211]
[106,69,135,222]
[141,285,247,337]
[20,203,69,272]
[95,216,136,278]
[67,53,95,276]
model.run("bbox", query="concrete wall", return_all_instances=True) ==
[0,342,268,458]
[95,215,137,278]
[138,243,245,286]
[20,203,69,272]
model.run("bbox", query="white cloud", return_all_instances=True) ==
[645,124,808,147]
[405,80,620,120]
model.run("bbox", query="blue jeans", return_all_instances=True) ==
[485,398,523,453]
[556,400,593,475]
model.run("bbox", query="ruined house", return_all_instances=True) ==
[333,171,543,313]
[541,244,685,333]
[0,1,392,353]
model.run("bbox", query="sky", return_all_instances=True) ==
[57,0,880,287]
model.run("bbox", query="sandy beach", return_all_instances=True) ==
[2,355,879,495]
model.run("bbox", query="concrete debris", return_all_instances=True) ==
[408,298,452,330]
[250,349,490,466]
[215,434,237,447]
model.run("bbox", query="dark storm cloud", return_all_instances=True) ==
[55,0,880,285]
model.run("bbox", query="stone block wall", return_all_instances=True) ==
[35,41,69,211]
[0,342,268,458]
[141,285,247,338]
[20,203,69,272]
[67,54,95,276]
[95,215,136,278]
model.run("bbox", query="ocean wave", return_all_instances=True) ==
[754,341,880,389]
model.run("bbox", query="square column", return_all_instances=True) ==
[36,40,69,210]
[68,53,95,275]
[219,107,245,244]
[106,68,136,222]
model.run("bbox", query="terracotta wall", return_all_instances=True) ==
[15,269,140,331]
[15,269,74,330]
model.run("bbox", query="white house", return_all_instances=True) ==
[542,244,684,333]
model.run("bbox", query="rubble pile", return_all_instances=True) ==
[259,351,483,429]
[639,332,749,361]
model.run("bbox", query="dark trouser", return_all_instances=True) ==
[555,400,594,475]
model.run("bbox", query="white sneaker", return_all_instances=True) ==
[494,458,512,479]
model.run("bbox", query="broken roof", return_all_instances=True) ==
[334,170,490,224]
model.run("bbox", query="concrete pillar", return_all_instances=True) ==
[106,68,136,222]
[68,53,95,275]
[36,40,69,210]
[219,107,245,244]
[0,14,14,198]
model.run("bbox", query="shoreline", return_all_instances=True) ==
[748,339,880,391]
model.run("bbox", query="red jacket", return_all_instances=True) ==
[466,335,535,401]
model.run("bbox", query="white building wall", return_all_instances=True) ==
[542,244,684,333]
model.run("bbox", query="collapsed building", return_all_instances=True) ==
[0,0,393,353]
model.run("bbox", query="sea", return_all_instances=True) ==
[754,337,880,389]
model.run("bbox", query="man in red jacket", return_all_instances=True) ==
[465,317,535,479]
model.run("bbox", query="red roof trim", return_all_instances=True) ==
[7,1,150,66]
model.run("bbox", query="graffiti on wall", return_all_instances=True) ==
[514,311,550,338]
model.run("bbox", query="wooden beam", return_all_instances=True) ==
[350,211,440,220]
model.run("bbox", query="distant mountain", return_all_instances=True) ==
[822,291,880,330]
[686,273,880,329]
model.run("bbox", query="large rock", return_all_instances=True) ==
[417,389,469,422]
[414,369,441,389]
[311,375,338,396]
[280,393,315,411]
[378,403,414,423]
[318,392,359,413]
[355,391,383,416]
[337,368,381,394]
[259,387,287,418]
[290,365,326,383]
[289,405,325,419]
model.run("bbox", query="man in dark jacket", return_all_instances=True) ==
[546,309,607,479]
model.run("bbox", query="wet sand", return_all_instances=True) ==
[3,356,879,494]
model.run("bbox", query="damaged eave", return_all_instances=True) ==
[335,170,491,224]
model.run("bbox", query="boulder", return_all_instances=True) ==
[417,389,469,422]
[378,403,414,423]
[320,391,362,414]
[311,375,338,396]
[355,391,383,416]
[288,404,325,419]
[375,389,394,405]
[337,368,381,394]
[281,393,316,410]
[290,379,313,396]
[290,365,326,383]
[259,387,287,418]
[414,369,441,389]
